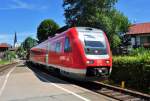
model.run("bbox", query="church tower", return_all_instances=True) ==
[14,32,17,48]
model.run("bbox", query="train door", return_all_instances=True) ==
[46,42,49,65]
[55,41,62,65]
[63,36,72,68]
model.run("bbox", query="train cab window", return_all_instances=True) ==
[85,41,105,48]
[84,40,107,55]
[55,42,61,53]
[64,37,71,52]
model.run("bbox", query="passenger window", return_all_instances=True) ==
[64,37,71,52]
[51,43,55,51]
[48,43,51,50]
[55,42,61,53]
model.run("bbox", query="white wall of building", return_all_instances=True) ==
[131,37,135,46]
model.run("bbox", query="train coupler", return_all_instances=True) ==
[86,67,109,77]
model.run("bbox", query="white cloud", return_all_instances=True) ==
[0,0,48,10]
[10,0,34,9]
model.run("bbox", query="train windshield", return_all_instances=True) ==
[85,41,105,48]
[84,34,107,55]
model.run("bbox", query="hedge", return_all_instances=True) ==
[111,55,150,93]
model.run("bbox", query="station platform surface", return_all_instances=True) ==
[0,62,117,101]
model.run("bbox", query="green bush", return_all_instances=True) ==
[5,51,16,61]
[111,54,150,93]
[130,47,150,56]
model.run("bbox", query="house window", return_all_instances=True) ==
[131,37,136,45]
[141,36,146,44]
[136,36,140,45]
[141,36,150,46]
[148,36,150,43]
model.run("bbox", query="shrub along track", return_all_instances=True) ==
[27,62,150,101]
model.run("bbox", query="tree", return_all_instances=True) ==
[16,44,26,58]
[37,19,59,43]
[21,37,37,59]
[22,37,37,51]
[108,9,131,49]
[63,0,130,49]
[5,51,16,61]
[63,0,117,26]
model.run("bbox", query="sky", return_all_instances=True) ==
[116,0,150,23]
[0,0,150,45]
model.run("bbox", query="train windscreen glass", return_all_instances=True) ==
[84,34,107,55]
[85,41,104,48]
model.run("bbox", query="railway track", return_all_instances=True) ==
[27,63,150,101]
[68,79,150,101]
[0,62,18,73]
[93,81,150,101]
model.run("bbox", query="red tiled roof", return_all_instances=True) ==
[127,22,150,35]
[0,43,11,48]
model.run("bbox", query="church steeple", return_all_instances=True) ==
[14,32,17,48]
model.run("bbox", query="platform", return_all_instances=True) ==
[0,62,117,101]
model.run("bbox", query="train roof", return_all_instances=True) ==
[54,26,103,35]
[76,27,103,33]
[48,27,104,39]
[31,27,104,51]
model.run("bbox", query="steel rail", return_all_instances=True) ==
[94,81,150,101]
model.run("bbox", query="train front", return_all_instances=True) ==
[77,28,112,80]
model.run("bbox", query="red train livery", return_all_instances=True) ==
[29,27,112,81]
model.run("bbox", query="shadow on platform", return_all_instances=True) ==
[22,63,71,84]
[16,62,103,91]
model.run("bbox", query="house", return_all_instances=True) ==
[127,22,150,48]
[0,43,11,59]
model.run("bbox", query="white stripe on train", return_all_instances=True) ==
[30,60,86,74]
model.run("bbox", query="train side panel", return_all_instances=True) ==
[30,40,48,65]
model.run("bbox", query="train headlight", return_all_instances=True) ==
[106,60,110,64]
[86,60,94,64]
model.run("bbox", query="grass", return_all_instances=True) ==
[0,60,10,65]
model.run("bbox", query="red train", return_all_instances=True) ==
[29,27,112,81]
